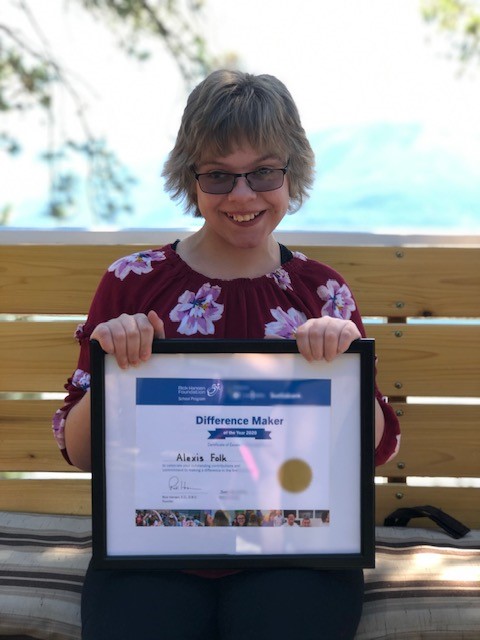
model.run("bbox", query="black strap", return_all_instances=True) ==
[279,243,293,265]
[384,505,470,539]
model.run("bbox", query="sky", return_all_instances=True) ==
[2,0,480,232]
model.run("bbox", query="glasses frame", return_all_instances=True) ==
[193,162,289,195]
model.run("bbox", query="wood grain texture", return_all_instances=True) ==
[0,479,91,515]
[0,400,74,472]
[0,321,78,392]
[2,400,478,478]
[2,480,478,526]
[369,324,480,397]
[293,245,480,318]
[2,245,479,316]
[380,404,480,477]
[2,321,478,396]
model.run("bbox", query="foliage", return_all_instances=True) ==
[421,0,480,68]
[0,0,213,223]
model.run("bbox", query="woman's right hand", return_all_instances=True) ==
[90,310,165,369]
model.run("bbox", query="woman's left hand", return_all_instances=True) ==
[295,317,361,362]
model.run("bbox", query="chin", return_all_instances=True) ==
[230,235,266,250]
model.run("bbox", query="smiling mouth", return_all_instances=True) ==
[226,211,263,223]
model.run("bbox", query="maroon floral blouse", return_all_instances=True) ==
[53,242,400,466]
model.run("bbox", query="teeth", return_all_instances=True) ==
[229,212,259,222]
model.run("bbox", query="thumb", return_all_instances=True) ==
[147,310,165,339]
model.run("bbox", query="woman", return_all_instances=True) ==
[53,69,400,639]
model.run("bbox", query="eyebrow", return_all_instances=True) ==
[198,154,284,171]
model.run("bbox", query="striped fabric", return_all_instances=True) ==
[0,512,91,640]
[0,512,479,639]
[359,526,480,639]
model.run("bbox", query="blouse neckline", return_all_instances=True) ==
[168,240,295,284]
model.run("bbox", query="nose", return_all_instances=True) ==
[228,176,256,200]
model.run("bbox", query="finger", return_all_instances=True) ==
[147,310,165,339]
[137,311,165,362]
[128,313,153,363]
[295,320,320,362]
[337,322,361,355]
[91,323,117,362]
[323,322,340,362]
[125,313,160,367]
[115,314,140,368]
[91,322,112,353]
[307,319,332,361]
[107,314,144,369]
[92,317,129,369]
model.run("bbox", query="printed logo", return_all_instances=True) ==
[207,382,223,397]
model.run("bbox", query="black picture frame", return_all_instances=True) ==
[90,338,375,570]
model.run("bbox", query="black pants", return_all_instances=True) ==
[82,561,364,639]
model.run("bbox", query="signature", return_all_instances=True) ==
[168,476,201,491]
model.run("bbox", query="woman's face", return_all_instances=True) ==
[194,144,290,251]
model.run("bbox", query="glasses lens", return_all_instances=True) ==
[196,167,286,194]
[197,172,235,194]
[247,168,285,192]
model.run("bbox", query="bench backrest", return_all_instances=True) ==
[1,233,479,527]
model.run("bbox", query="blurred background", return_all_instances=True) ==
[1,0,480,234]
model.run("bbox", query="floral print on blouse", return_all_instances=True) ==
[265,307,308,339]
[266,268,292,291]
[170,283,224,335]
[53,242,400,467]
[318,279,356,320]
[108,250,166,281]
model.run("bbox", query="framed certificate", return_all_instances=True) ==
[90,338,375,570]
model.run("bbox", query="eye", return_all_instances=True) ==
[206,171,231,181]
[252,168,275,179]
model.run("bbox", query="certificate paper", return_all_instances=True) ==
[91,339,375,570]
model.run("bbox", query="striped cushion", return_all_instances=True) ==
[359,526,480,639]
[0,512,90,640]
[0,512,479,639]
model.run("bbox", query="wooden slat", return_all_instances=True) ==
[1,245,479,317]
[381,404,480,477]
[2,321,478,396]
[370,324,480,397]
[2,400,478,478]
[376,484,480,530]
[5,481,477,523]
[0,321,78,392]
[2,479,477,524]
[0,400,76,472]
[0,245,133,315]
[0,479,91,515]
[295,246,480,318]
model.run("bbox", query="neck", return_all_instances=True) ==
[177,226,281,280]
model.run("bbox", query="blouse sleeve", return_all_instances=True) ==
[52,266,134,464]
[373,376,401,466]
[349,292,401,467]
[345,287,400,467]
[311,265,401,467]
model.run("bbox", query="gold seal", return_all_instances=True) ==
[277,458,313,493]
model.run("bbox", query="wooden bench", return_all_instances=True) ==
[1,230,479,639]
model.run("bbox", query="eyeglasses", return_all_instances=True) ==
[193,163,289,195]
